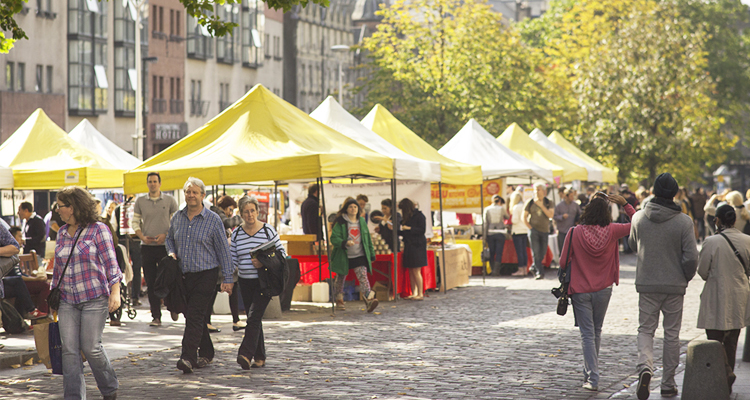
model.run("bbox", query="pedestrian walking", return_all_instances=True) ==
[696,204,750,393]
[484,194,510,276]
[509,191,529,276]
[691,188,707,242]
[132,172,178,327]
[707,191,750,233]
[230,196,286,370]
[523,183,553,279]
[53,186,122,400]
[628,172,699,399]
[398,198,428,300]
[330,198,379,310]
[559,193,634,391]
[207,195,242,333]
[553,188,580,259]
[166,177,234,374]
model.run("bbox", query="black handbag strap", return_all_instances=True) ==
[53,226,84,289]
[560,227,575,284]
[719,232,746,271]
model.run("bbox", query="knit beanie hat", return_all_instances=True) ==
[653,173,679,199]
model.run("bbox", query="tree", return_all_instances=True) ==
[573,1,732,184]
[0,0,329,53]
[357,0,563,148]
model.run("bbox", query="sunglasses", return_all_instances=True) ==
[593,192,610,202]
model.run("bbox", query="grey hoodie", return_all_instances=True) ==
[628,201,699,295]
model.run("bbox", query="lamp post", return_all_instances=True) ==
[125,0,148,160]
[330,44,350,105]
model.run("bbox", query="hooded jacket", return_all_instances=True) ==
[628,201,699,295]
[560,204,635,294]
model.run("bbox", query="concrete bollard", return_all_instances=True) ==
[682,339,729,400]
[262,296,282,320]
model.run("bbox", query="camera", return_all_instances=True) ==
[551,287,563,299]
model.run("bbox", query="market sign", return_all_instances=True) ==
[430,179,504,211]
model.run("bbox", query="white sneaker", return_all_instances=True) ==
[582,382,597,391]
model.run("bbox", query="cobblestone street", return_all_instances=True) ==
[0,253,714,399]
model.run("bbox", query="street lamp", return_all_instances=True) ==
[124,0,148,160]
[331,44,350,105]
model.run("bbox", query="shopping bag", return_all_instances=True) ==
[49,319,63,375]
[33,322,52,368]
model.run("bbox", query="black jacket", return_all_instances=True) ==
[24,214,46,256]
[153,255,187,315]
[399,210,428,269]
[300,195,322,240]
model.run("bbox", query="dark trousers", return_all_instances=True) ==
[3,276,35,315]
[230,282,240,323]
[238,278,271,361]
[205,286,219,325]
[24,280,51,314]
[487,234,505,272]
[512,234,528,268]
[706,329,741,378]
[141,245,167,321]
[119,236,142,302]
[181,268,218,365]
[695,217,705,241]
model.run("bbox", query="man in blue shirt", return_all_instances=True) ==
[167,177,233,373]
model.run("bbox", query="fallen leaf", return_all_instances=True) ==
[23,359,33,366]
[207,394,216,397]
[321,359,330,363]
[373,312,381,315]
[623,384,630,388]
[10,365,19,369]
[533,387,544,390]
[304,371,309,375]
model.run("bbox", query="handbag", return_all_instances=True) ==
[49,316,63,375]
[552,227,575,316]
[0,254,19,278]
[481,247,490,263]
[250,225,288,298]
[33,321,52,368]
[47,227,83,311]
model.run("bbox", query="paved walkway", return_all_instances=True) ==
[0,253,746,399]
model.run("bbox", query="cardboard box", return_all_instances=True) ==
[291,284,312,302]
[438,247,471,291]
[362,281,392,302]
[280,235,318,256]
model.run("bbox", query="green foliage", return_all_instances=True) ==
[573,1,732,184]
[0,0,330,52]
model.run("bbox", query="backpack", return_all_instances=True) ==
[0,299,29,334]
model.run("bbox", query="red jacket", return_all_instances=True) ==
[560,204,636,294]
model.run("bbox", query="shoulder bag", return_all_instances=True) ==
[0,254,19,278]
[252,225,289,298]
[47,227,84,311]
[552,227,575,316]
[719,232,748,275]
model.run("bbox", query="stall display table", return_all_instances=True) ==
[454,239,483,267]
[292,251,436,298]
[434,246,471,291]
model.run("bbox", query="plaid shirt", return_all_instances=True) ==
[0,224,20,298]
[166,205,232,283]
[52,222,122,305]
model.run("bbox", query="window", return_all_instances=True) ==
[169,77,183,114]
[187,14,213,59]
[190,79,205,116]
[241,0,263,68]
[264,33,270,58]
[217,4,238,64]
[273,36,281,59]
[35,64,43,92]
[169,9,174,35]
[6,62,14,91]
[152,5,158,32]
[17,63,25,92]
[114,46,135,113]
[159,6,164,33]
[176,11,181,37]
[113,0,147,115]
[219,83,229,111]
[46,65,52,93]
[69,0,107,114]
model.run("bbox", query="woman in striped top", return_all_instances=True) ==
[230,196,285,370]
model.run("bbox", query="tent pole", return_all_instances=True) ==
[318,178,334,312]
[480,183,485,285]
[439,182,447,294]
[11,188,15,226]
[391,178,398,299]
[317,178,323,284]
[273,181,278,230]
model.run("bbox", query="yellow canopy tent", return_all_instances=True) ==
[123,85,394,194]
[0,109,124,189]
[361,105,482,185]
[548,131,618,183]
[496,123,588,182]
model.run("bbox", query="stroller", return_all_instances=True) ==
[110,243,137,321]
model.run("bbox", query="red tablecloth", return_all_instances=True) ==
[292,251,436,297]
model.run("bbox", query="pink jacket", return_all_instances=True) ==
[560,204,635,294]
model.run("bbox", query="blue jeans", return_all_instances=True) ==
[571,286,612,387]
[528,229,548,276]
[58,296,118,399]
[512,234,528,269]
[487,234,505,269]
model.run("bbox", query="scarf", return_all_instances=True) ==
[651,196,682,212]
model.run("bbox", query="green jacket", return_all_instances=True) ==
[329,216,375,276]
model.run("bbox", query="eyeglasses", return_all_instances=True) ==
[57,204,70,209]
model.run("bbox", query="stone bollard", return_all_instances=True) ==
[682,339,729,400]
[262,296,282,320]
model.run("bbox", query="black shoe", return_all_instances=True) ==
[251,359,265,368]
[637,369,651,400]
[660,387,677,398]
[196,357,211,369]
[237,355,251,370]
[103,391,117,400]
[207,324,220,333]
[177,358,193,374]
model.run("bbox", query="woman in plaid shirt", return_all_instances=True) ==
[53,186,122,400]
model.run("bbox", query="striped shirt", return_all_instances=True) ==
[230,223,285,280]
[0,224,20,299]
[52,222,122,305]
[166,205,233,283]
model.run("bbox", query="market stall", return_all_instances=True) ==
[529,128,601,182]
[69,119,143,170]
[547,131,618,183]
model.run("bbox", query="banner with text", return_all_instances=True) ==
[430,179,505,212]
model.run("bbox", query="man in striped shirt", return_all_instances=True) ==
[166,177,233,374]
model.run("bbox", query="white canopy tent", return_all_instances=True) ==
[528,128,602,182]
[68,119,142,170]
[310,97,441,182]
[0,166,13,188]
[439,119,553,182]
